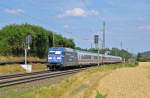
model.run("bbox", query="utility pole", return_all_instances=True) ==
[102,21,106,65]
[98,44,100,66]
[94,35,100,66]
[53,33,55,47]
[103,21,105,49]
[91,43,93,49]
[120,41,123,49]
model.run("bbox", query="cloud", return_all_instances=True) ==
[4,8,24,16]
[58,8,99,18]
[106,0,116,6]
[138,25,150,31]
[64,24,69,28]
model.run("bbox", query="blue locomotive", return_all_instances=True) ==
[47,47,122,69]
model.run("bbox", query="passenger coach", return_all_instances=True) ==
[47,47,122,69]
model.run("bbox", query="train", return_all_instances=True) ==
[47,47,122,70]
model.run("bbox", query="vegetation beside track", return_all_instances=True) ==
[0,56,47,74]
[0,24,75,58]
[0,56,45,63]
[0,63,47,74]
[0,64,25,74]
[137,51,150,62]
[2,63,137,98]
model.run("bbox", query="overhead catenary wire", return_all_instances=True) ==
[80,0,103,23]
[80,0,103,42]
[80,0,106,46]
[80,0,106,65]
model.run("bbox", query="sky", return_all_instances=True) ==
[0,0,150,53]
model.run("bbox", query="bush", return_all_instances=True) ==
[95,91,106,98]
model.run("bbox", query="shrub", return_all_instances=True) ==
[95,91,106,98]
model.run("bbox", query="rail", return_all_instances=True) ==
[0,68,86,88]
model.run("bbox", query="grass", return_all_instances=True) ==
[0,64,25,74]
[2,63,137,98]
[139,62,150,79]
[84,92,106,98]
[32,63,47,71]
[0,56,46,62]
[0,56,47,74]
[95,91,106,98]
[0,63,47,74]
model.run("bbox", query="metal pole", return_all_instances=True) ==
[120,41,123,49]
[53,32,55,47]
[103,21,105,49]
[98,44,100,66]
[102,21,106,65]
[22,35,32,73]
[25,48,27,65]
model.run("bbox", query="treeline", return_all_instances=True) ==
[76,47,132,60]
[137,52,150,62]
[0,24,75,58]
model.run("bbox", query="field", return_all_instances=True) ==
[0,63,47,74]
[0,56,45,62]
[1,63,141,98]
[0,56,47,74]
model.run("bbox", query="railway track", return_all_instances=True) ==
[0,68,86,88]
[0,70,49,80]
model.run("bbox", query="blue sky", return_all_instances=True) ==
[0,0,150,53]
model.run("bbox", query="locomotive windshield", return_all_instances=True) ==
[49,51,62,55]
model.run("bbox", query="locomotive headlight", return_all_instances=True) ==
[48,57,52,59]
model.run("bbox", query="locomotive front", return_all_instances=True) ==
[47,47,64,69]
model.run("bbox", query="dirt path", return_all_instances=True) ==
[63,63,150,98]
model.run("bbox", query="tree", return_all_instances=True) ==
[137,53,141,61]
[0,24,76,58]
